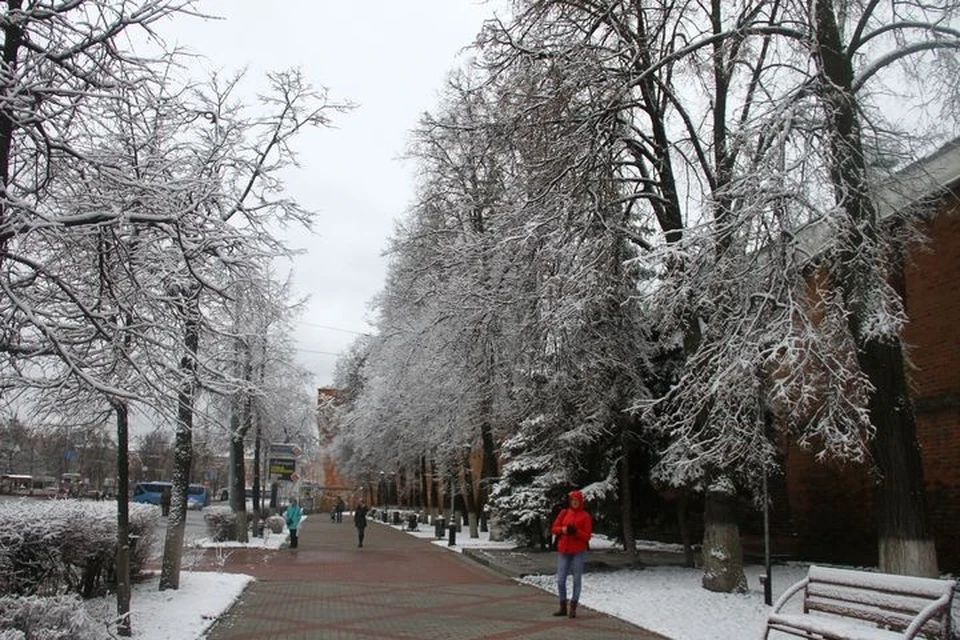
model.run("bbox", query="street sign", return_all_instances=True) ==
[268,443,302,482]
[268,443,302,458]
[268,458,296,479]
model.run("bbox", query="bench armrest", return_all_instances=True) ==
[902,591,952,639]
[769,577,809,614]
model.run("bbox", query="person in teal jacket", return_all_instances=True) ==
[284,498,304,549]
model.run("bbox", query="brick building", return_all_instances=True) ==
[777,140,960,572]
[309,387,354,511]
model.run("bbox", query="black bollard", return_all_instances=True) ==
[448,521,457,546]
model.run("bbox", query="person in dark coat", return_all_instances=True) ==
[335,496,345,523]
[354,500,369,547]
[160,486,172,517]
[550,489,593,619]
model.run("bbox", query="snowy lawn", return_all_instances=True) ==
[82,571,253,640]
[77,528,284,640]
[401,521,810,640]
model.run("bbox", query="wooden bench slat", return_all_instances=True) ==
[768,612,905,640]
[808,566,955,599]
[807,583,943,615]
[806,598,944,636]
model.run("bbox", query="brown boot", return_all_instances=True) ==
[568,601,578,618]
[552,600,567,616]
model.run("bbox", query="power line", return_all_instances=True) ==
[294,320,370,336]
[294,347,342,356]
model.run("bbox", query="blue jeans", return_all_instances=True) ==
[557,551,586,602]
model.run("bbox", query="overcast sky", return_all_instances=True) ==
[171,1,503,389]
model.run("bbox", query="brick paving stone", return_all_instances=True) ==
[203,515,670,640]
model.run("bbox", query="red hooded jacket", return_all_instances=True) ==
[551,490,593,554]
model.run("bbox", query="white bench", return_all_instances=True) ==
[763,565,956,640]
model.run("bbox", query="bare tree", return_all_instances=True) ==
[156,68,351,588]
[799,0,960,576]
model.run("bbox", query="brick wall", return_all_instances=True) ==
[904,197,960,571]
[780,195,960,572]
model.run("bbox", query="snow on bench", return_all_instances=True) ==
[763,565,956,640]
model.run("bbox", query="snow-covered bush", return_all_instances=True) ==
[265,514,285,534]
[0,499,159,598]
[0,594,104,639]
[203,505,237,541]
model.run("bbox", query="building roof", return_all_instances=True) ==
[876,137,960,218]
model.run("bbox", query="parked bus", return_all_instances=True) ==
[132,481,209,509]
[0,474,58,496]
[131,481,171,505]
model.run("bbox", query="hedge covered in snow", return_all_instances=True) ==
[0,499,160,598]
[0,594,103,640]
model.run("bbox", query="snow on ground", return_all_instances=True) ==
[404,522,810,640]
[77,514,878,640]
[80,521,289,640]
[83,571,253,640]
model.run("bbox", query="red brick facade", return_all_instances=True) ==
[778,190,960,572]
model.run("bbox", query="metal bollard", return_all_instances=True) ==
[448,522,457,546]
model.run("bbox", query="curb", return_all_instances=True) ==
[461,547,523,579]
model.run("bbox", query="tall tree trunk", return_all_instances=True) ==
[429,458,440,516]
[251,428,262,536]
[160,286,199,590]
[619,429,637,554]
[478,416,497,532]
[677,490,696,568]
[227,338,252,542]
[250,352,263,532]
[460,459,479,538]
[114,401,132,637]
[812,0,936,577]
[862,340,936,574]
[0,0,22,253]
[701,477,747,592]
[420,456,429,512]
[229,418,248,544]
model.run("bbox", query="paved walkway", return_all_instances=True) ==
[204,516,669,639]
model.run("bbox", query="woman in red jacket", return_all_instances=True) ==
[550,489,592,619]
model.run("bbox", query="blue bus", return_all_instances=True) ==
[132,481,209,509]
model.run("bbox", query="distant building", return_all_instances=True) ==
[307,387,354,510]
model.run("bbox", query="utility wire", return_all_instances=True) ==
[295,347,342,356]
[293,320,370,335]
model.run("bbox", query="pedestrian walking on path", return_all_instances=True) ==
[284,498,303,549]
[354,499,368,547]
[160,486,171,517]
[551,488,593,619]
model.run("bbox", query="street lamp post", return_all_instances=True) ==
[379,472,385,509]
